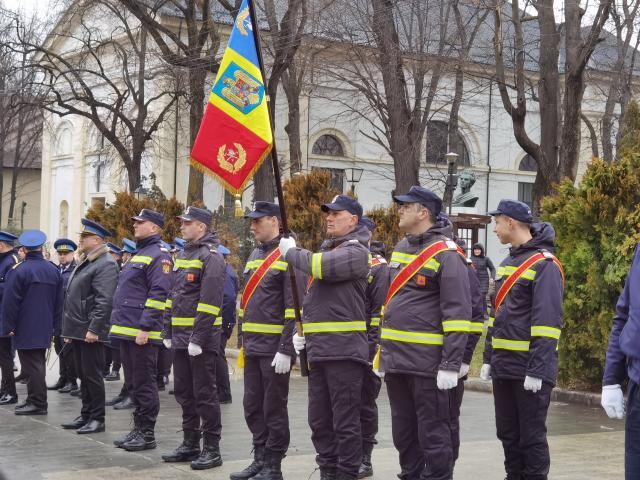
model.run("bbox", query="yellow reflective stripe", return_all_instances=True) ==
[145,298,166,310]
[273,261,288,271]
[172,317,195,327]
[492,337,530,351]
[370,317,381,327]
[214,317,223,326]
[246,259,288,271]
[197,303,220,316]
[381,328,444,345]
[497,266,535,281]
[165,299,173,309]
[130,256,152,265]
[238,308,244,318]
[311,253,323,279]
[110,325,161,340]
[442,320,471,333]
[390,252,416,264]
[284,308,297,319]
[304,321,366,333]
[531,326,561,340]
[389,252,439,271]
[175,259,203,269]
[488,317,495,327]
[469,321,484,333]
[243,322,285,334]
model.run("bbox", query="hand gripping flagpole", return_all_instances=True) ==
[247,0,309,377]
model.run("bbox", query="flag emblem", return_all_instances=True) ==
[218,144,247,174]
[213,63,264,114]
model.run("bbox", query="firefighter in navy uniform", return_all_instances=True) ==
[109,209,172,451]
[230,202,306,480]
[280,195,371,480]
[480,200,564,480]
[380,186,471,480]
[0,231,19,405]
[48,239,79,393]
[356,216,389,479]
[161,206,226,471]
[1,230,63,415]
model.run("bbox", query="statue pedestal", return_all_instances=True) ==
[451,206,478,215]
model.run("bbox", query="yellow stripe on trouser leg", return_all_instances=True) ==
[237,347,245,369]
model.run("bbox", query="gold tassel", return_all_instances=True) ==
[234,194,243,217]
[372,344,381,372]
[237,347,245,369]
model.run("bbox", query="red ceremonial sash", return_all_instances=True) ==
[241,248,281,311]
[384,240,452,307]
[494,252,565,313]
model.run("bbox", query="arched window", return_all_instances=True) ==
[519,154,537,172]
[312,134,345,157]
[59,201,69,237]
[55,125,72,157]
[425,120,470,167]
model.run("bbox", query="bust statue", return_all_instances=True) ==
[452,170,479,208]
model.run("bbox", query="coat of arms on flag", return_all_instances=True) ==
[190,0,272,199]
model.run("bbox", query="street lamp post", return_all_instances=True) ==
[445,152,459,216]
[345,167,364,195]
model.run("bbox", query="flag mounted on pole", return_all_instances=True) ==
[190,0,272,215]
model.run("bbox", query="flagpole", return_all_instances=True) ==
[247,0,309,377]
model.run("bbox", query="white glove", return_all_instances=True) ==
[279,237,296,257]
[601,384,625,419]
[293,333,306,354]
[436,370,458,390]
[480,363,491,381]
[524,375,543,393]
[458,363,470,379]
[163,339,172,349]
[271,352,292,374]
[188,342,202,356]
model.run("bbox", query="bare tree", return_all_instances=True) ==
[493,0,611,208]
[6,0,183,192]
[116,0,220,202]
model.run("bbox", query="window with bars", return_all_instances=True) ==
[312,134,345,157]
[312,167,345,192]
[518,182,534,209]
[425,120,471,167]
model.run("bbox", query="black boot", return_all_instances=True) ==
[357,443,374,479]
[122,420,156,451]
[113,415,140,448]
[161,429,201,462]
[230,445,265,479]
[47,377,66,390]
[190,432,222,470]
[320,467,337,480]
[253,449,284,480]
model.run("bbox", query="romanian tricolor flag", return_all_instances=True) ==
[191,0,272,199]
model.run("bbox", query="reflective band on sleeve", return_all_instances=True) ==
[370,317,381,327]
[492,337,530,351]
[175,259,203,269]
[110,325,161,340]
[145,298,166,311]
[381,328,444,345]
[197,303,220,316]
[130,256,152,265]
[531,326,561,339]
[442,320,471,333]
[311,253,323,279]
[165,299,173,309]
[488,317,495,327]
[284,309,296,319]
[303,321,366,333]
[238,308,244,318]
[171,317,195,327]
[214,317,223,326]
[243,322,285,334]
[469,321,484,333]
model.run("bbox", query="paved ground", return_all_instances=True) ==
[0,361,627,480]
